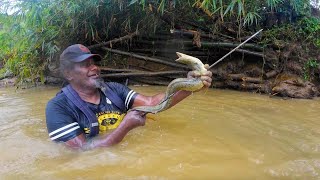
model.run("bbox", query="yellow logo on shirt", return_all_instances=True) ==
[97,111,125,131]
[84,127,90,134]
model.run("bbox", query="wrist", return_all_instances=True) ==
[178,90,192,97]
[120,116,136,131]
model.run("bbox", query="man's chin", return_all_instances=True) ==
[93,78,104,88]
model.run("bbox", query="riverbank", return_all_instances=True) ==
[0,77,16,88]
[1,73,319,99]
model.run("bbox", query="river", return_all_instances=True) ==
[0,85,320,179]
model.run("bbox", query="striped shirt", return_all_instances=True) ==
[45,82,137,142]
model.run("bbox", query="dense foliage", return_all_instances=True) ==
[0,0,319,83]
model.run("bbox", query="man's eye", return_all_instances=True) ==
[80,62,90,67]
[94,61,101,66]
[79,61,97,67]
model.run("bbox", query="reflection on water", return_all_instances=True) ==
[1,86,320,179]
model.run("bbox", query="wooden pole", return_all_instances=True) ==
[209,29,263,69]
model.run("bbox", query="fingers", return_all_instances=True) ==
[128,109,139,115]
[204,64,210,69]
[188,68,212,78]
[138,112,146,126]
[187,68,213,88]
[187,70,201,78]
[139,111,148,118]
[141,112,148,117]
[200,70,212,87]
[127,110,146,126]
[131,110,148,117]
[201,76,212,87]
[134,110,147,118]
[203,70,212,77]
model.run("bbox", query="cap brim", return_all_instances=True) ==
[70,54,102,62]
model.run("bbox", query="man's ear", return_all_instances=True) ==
[64,70,73,81]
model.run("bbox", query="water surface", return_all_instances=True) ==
[0,86,320,179]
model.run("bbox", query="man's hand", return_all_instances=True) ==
[187,64,212,89]
[64,110,147,150]
[122,110,146,130]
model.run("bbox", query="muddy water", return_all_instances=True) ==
[0,86,320,179]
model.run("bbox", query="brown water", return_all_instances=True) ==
[0,86,320,179]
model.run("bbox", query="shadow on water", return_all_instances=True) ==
[1,86,320,179]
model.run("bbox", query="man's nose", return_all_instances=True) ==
[89,63,99,70]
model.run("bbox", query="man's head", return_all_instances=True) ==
[60,44,103,89]
[60,44,101,76]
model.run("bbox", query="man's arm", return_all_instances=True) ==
[132,90,192,108]
[132,65,212,108]
[64,110,146,150]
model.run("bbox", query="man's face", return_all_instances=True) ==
[69,58,101,89]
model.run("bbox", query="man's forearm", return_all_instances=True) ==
[82,120,132,150]
[169,90,192,108]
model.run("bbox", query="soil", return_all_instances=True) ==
[39,43,320,99]
[0,77,17,87]
[3,35,319,100]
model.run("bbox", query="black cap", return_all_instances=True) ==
[60,44,102,63]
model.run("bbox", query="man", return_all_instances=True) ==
[46,44,212,150]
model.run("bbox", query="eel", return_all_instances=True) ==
[131,52,207,114]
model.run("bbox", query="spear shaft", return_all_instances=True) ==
[208,29,263,69]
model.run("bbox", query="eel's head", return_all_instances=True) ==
[175,52,207,74]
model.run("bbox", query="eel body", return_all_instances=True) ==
[132,52,207,114]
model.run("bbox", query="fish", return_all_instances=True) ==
[131,52,207,114]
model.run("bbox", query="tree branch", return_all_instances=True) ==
[100,70,187,78]
[88,31,139,49]
[101,47,189,69]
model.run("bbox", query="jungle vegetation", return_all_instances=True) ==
[0,0,319,84]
